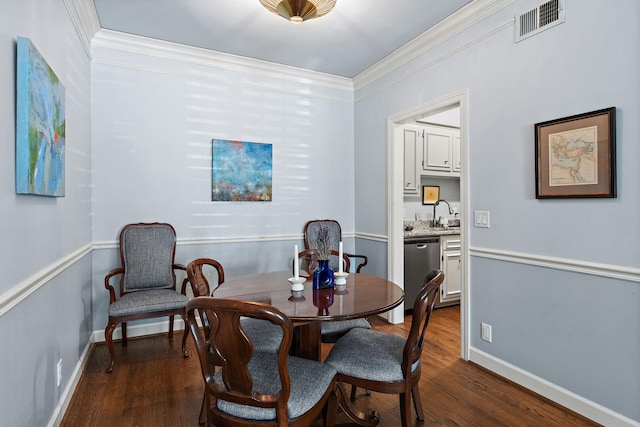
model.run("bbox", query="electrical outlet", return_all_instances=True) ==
[481,323,492,343]
[56,359,62,387]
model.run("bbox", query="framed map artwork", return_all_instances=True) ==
[534,107,616,199]
[422,185,440,205]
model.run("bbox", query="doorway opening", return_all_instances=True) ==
[387,89,469,360]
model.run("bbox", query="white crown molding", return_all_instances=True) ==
[353,0,514,91]
[91,29,354,93]
[63,0,101,59]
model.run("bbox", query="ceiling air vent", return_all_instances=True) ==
[515,0,565,43]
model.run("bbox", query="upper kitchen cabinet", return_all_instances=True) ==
[403,124,422,195]
[452,131,461,172]
[421,125,460,177]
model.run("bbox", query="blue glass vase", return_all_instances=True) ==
[312,259,334,290]
[313,288,334,315]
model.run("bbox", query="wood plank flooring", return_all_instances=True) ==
[62,306,600,426]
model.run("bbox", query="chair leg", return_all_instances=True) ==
[105,321,117,373]
[121,321,128,346]
[349,385,371,401]
[181,314,189,358]
[323,387,339,427]
[399,392,413,427]
[199,393,206,424]
[412,384,424,421]
[168,315,175,339]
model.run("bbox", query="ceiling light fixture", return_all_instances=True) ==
[259,0,336,23]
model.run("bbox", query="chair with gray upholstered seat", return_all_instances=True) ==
[186,258,284,424]
[324,269,445,427]
[186,296,339,427]
[186,258,283,352]
[103,222,189,373]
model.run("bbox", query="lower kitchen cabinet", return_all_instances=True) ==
[439,234,461,305]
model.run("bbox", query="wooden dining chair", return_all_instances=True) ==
[186,258,283,424]
[186,258,283,352]
[303,219,368,273]
[103,222,189,373]
[324,269,445,427]
[186,296,339,427]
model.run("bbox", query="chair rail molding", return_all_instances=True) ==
[470,246,640,283]
[0,244,92,318]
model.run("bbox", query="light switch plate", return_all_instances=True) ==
[474,211,490,228]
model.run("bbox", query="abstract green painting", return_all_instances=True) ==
[16,37,65,197]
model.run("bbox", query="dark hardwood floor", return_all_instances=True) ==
[62,306,600,426]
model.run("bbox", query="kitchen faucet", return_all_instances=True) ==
[432,199,453,226]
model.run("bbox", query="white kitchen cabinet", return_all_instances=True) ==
[439,234,461,304]
[421,125,460,177]
[452,131,461,172]
[403,125,421,195]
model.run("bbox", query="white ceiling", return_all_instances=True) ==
[92,0,473,78]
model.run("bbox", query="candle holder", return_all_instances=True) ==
[288,276,305,293]
[334,271,348,287]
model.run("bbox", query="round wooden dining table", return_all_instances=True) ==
[213,270,405,361]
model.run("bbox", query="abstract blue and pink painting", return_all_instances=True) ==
[212,139,272,201]
[16,37,65,197]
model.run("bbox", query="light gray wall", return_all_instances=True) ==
[354,0,639,422]
[3,0,639,425]
[0,0,93,425]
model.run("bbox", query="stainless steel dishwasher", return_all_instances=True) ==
[403,236,440,312]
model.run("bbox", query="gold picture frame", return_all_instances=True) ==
[535,107,616,199]
[422,185,440,205]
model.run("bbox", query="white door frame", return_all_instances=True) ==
[386,88,469,360]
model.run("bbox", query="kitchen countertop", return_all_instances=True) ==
[404,220,461,239]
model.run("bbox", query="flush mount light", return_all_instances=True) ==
[259,0,336,23]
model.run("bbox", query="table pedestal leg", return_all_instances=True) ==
[292,322,321,361]
[336,382,379,426]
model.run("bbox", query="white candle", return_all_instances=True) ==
[338,241,343,273]
[294,244,299,278]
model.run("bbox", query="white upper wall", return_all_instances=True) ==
[90,31,356,243]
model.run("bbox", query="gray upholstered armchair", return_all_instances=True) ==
[103,222,189,373]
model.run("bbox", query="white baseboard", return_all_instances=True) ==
[47,339,92,427]
[469,347,640,427]
[48,320,188,426]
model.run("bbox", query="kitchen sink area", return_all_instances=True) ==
[403,219,461,238]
